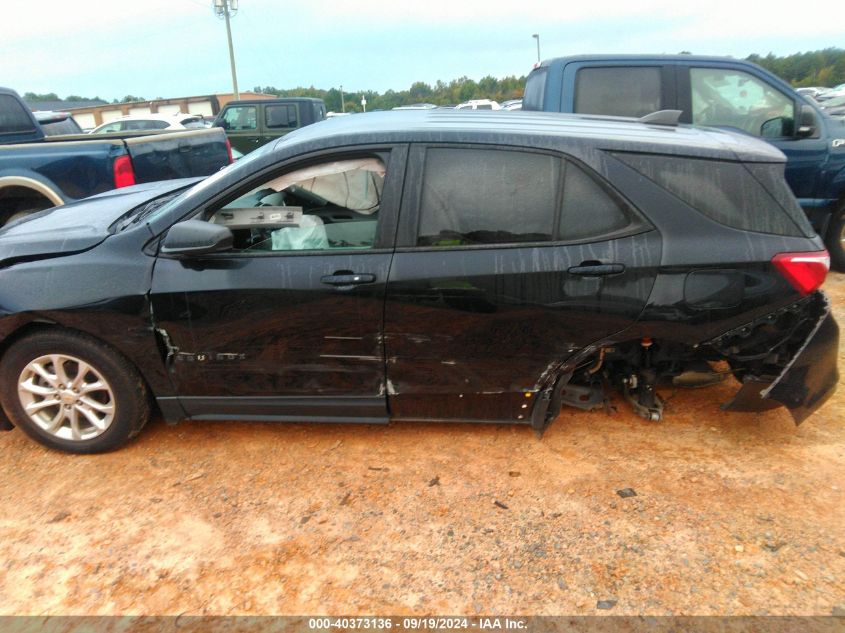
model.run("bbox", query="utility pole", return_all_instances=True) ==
[340,85,345,113]
[532,34,541,63]
[214,0,240,100]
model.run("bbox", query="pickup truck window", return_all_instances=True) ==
[0,95,36,134]
[690,68,795,137]
[522,68,547,111]
[417,148,557,246]
[221,106,257,131]
[265,105,297,129]
[575,67,661,117]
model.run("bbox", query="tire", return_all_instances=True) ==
[0,330,150,453]
[826,203,845,273]
[5,206,49,225]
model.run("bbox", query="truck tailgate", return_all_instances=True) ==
[123,128,230,183]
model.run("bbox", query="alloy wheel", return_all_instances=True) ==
[17,354,116,441]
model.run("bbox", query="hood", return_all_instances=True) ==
[0,178,200,267]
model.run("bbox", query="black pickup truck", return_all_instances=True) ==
[0,87,232,225]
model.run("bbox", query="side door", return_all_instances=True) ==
[150,145,406,422]
[384,144,660,423]
[218,104,260,154]
[682,65,825,211]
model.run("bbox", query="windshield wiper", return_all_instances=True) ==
[115,192,181,232]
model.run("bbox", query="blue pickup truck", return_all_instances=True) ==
[0,87,232,226]
[523,55,845,269]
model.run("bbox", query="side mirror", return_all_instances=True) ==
[797,104,817,137]
[761,116,786,138]
[161,219,233,256]
[216,119,230,130]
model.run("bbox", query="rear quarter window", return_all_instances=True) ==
[559,162,636,240]
[614,153,813,237]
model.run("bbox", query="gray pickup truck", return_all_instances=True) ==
[0,87,232,226]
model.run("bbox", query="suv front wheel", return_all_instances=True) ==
[0,330,150,453]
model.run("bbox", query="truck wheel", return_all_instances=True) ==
[827,204,845,272]
[0,330,150,453]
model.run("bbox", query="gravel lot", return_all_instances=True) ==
[0,275,843,617]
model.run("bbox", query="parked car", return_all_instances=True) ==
[818,94,845,118]
[455,99,501,110]
[33,111,84,136]
[522,55,845,270]
[0,88,232,226]
[89,113,209,134]
[796,87,829,99]
[213,97,326,155]
[392,103,439,110]
[0,110,837,453]
[817,83,845,100]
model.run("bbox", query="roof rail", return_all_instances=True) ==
[639,110,682,126]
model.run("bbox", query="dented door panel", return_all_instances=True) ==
[384,232,662,421]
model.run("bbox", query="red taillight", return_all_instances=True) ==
[113,155,136,188]
[772,250,830,295]
[225,138,233,163]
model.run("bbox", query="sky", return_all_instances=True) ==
[2,0,844,101]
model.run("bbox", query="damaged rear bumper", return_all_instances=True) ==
[723,292,839,424]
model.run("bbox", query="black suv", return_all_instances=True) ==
[0,110,838,453]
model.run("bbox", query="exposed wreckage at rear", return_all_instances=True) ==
[535,290,838,431]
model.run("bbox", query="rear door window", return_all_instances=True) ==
[265,105,298,129]
[414,147,643,247]
[574,67,662,117]
[416,148,558,246]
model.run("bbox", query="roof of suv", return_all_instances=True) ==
[279,109,786,163]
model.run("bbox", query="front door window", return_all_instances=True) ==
[207,158,385,252]
[690,68,795,137]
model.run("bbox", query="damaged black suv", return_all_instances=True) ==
[0,110,838,453]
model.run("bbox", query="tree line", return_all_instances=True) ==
[748,48,845,88]
[253,75,526,113]
[22,48,845,111]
